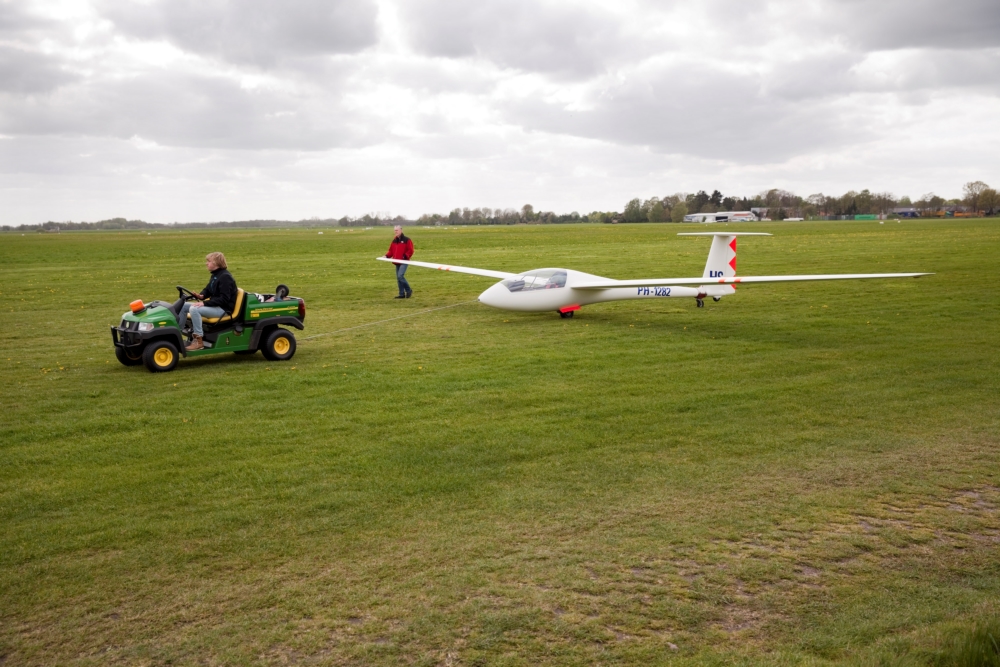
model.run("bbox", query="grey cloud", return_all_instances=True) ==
[0,2,53,37]
[398,0,628,78]
[832,0,1000,50]
[763,53,866,101]
[0,3,76,93]
[679,0,1000,53]
[104,0,379,67]
[397,0,1000,87]
[764,48,1000,100]
[378,59,496,95]
[881,48,1000,93]
[404,132,510,160]
[0,46,77,94]
[0,71,380,150]
[505,62,861,163]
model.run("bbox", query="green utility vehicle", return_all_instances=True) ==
[111,284,305,372]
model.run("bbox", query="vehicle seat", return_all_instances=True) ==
[189,288,245,326]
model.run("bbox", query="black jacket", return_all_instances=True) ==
[201,268,237,314]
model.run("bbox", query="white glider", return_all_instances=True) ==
[377,232,932,317]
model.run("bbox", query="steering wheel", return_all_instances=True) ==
[176,285,199,301]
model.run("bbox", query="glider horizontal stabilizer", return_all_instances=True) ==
[676,232,773,237]
[376,257,518,280]
[573,273,933,289]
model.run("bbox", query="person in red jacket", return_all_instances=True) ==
[385,225,414,298]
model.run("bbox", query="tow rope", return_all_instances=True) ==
[299,300,478,342]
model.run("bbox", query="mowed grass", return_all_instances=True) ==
[1,220,998,666]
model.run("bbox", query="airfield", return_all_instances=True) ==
[2,219,999,665]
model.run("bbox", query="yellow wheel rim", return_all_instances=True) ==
[154,347,174,367]
[273,337,290,355]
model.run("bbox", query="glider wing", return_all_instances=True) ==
[376,257,518,280]
[573,273,933,289]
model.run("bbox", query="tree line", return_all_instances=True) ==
[4,181,996,232]
[1,216,408,233]
[615,181,998,222]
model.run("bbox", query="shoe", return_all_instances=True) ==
[186,334,204,351]
[394,295,406,299]
[405,292,413,298]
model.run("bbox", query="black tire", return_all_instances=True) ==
[261,329,296,361]
[275,284,289,301]
[115,345,144,366]
[143,340,179,373]
[559,310,574,319]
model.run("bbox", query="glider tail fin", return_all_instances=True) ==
[703,235,738,279]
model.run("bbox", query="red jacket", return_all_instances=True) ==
[385,234,414,264]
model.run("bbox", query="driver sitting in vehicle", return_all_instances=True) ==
[178,252,237,351]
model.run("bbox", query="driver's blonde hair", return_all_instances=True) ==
[206,252,227,269]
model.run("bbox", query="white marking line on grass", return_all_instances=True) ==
[300,301,478,342]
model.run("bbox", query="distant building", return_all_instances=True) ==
[683,210,758,223]
[891,207,919,218]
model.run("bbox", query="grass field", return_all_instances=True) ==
[2,220,999,666]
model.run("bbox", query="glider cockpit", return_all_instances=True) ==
[501,270,567,292]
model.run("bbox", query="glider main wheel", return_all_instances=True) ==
[262,328,296,361]
[143,340,179,373]
[713,296,722,302]
[115,345,144,366]
[696,298,705,308]
[559,310,574,318]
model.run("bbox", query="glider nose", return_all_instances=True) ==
[478,282,506,309]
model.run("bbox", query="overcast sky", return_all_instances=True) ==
[1,0,998,224]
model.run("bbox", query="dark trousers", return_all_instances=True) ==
[395,264,411,296]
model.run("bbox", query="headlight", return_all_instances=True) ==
[137,322,154,332]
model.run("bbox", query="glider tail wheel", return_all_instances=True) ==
[713,296,722,302]
[559,310,574,319]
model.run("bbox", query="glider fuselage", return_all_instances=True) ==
[476,269,722,312]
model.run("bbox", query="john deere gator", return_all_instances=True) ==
[111,284,305,372]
